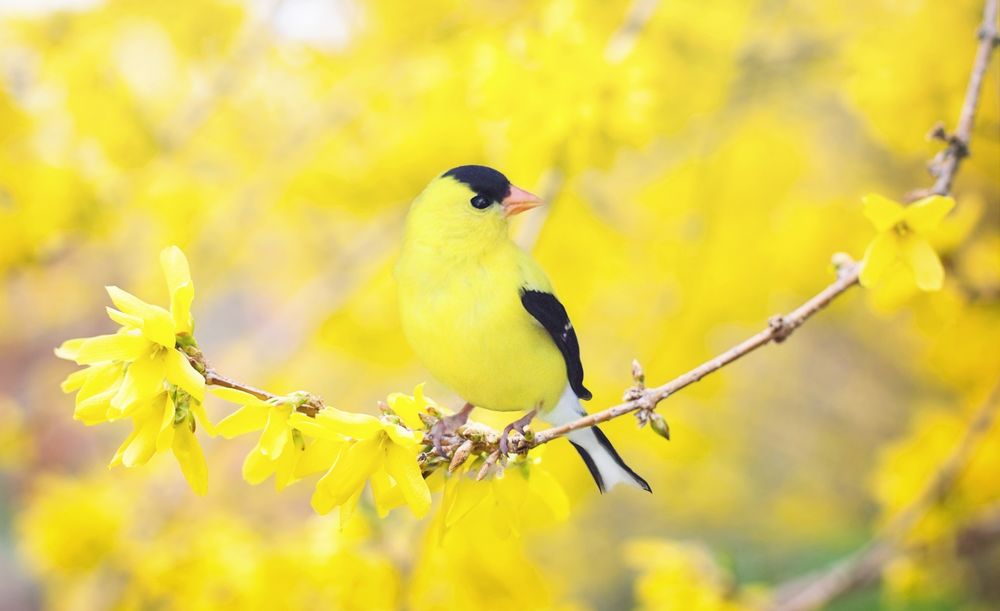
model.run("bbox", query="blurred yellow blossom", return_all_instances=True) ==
[859,194,955,291]
[17,476,127,577]
[434,449,569,539]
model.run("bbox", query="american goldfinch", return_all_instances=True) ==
[395,165,650,493]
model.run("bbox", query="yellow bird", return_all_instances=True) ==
[395,165,649,493]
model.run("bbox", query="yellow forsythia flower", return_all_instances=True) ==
[859,194,955,291]
[289,406,431,519]
[385,383,440,429]
[213,386,305,490]
[55,246,212,494]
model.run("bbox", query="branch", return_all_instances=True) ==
[530,259,861,445]
[769,380,1000,611]
[185,255,861,467]
[908,0,999,201]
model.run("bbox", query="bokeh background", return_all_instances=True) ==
[1,0,999,609]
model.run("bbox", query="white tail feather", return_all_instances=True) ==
[539,385,650,493]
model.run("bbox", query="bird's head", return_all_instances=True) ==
[403,165,543,254]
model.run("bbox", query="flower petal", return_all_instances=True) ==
[386,387,425,430]
[172,424,208,495]
[109,351,166,414]
[273,442,302,491]
[106,307,142,328]
[290,408,381,442]
[901,236,945,291]
[310,439,381,514]
[315,407,383,439]
[216,403,270,439]
[259,407,291,458]
[160,246,195,334]
[862,194,905,231]
[384,441,431,518]
[156,395,176,452]
[295,439,344,478]
[339,489,363,528]
[383,421,421,449]
[54,338,87,361]
[442,474,488,530]
[242,445,275,485]
[75,332,149,365]
[106,286,176,348]
[60,367,93,393]
[369,468,405,518]
[120,408,162,467]
[109,427,140,468]
[189,399,216,437]
[75,362,123,407]
[527,464,570,521]
[164,349,205,402]
[75,391,116,425]
[902,195,955,233]
[859,231,899,288]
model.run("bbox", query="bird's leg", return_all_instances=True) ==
[429,402,474,456]
[498,409,537,455]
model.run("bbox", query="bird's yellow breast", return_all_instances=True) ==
[395,243,567,413]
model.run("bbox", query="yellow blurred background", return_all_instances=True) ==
[1,0,998,609]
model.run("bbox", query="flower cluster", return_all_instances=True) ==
[56,247,212,494]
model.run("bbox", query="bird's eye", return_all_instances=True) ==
[470,194,492,209]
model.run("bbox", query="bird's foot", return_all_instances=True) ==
[429,402,474,456]
[498,409,537,455]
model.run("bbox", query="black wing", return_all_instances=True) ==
[520,289,592,400]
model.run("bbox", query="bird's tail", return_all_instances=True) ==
[540,385,651,493]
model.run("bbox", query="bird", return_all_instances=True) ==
[395,164,650,493]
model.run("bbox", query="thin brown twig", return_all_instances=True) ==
[531,261,861,445]
[770,380,1000,611]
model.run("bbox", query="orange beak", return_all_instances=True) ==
[501,185,544,217]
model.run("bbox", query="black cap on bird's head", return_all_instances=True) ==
[442,164,543,217]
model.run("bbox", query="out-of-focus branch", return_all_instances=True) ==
[605,0,661,63]
[908,0,999,201]
[769,381,1000,611]
[513,165,565,250]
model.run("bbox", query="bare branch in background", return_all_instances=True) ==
[770,381,1000,611]
[605,0,661,63]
